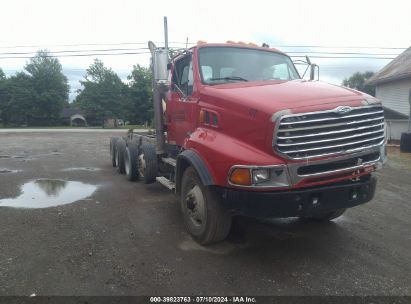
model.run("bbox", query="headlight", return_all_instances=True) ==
[252,168,270,184]
[229,165,290,188]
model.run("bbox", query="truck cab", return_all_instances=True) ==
[112,41,386,245]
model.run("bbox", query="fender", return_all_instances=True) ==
[176,149,214,194]
[184,128,286,187]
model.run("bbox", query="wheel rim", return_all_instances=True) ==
[138,153,146,178]
[185,185,206,229]
[125,149,130,175]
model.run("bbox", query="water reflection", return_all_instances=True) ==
[0,179,97,209]
[35,179,67,196]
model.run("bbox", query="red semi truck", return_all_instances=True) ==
[110,20,386,244]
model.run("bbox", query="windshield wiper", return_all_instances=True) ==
[209,76,248,82]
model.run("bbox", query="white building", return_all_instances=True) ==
[367,47,411,141]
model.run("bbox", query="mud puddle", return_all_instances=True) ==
[62,167,101,172]
[0,179,97,209]
[0,152,60,161]
[0,155,28,160]
[0,169,21,174]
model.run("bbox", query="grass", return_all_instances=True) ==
[117,125,149,129]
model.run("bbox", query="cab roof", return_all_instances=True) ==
[192,42,286,55]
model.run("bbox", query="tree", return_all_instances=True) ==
[1,72,36,126]
[0,68,8,125]
[125,65,153,125]
[24,50,69,125]
[75,59,127,125]
[342,71,376,96]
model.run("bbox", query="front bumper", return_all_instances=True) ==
[217,176,377,218]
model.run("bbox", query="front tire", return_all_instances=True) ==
[181,167,232,245]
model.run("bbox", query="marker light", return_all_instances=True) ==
[229,165,290,188]
[230,168,251,186]
[199,110,205,123]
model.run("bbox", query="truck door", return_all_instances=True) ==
[166,54,197,146]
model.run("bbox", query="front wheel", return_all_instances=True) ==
[181,167,232,245]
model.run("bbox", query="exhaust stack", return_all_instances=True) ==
[148,16,170,155]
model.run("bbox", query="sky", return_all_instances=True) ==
[1,0,410,101]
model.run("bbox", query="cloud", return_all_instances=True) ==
[2,0,409,100]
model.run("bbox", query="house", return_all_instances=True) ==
[367,46,411,141]
[102,118,124,128]
[60,108,87,127]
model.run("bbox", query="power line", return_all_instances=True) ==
[0,47,149,56]
[0,41,192,49]
[0,52,396,60]
[276,45,408,50]
[0,47,401,57]
[286,51,401,56]
[0,51,151,60]
[290,55,395,60]
[0,41,408,50]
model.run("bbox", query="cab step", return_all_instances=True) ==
[161,157,176,167]
[156,176,175,190]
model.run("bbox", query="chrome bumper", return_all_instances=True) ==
[286,144,386,186]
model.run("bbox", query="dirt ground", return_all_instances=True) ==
[0,131,410,296]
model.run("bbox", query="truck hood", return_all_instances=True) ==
[201,80,370,113]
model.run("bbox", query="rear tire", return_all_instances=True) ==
[138,144,158,184]
[181,166,232,245]
[110,137,120,167]
[302,208,346,221]
[124,141,139,181]
[115,138,126,174]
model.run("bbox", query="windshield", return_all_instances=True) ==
[198,46,300,84]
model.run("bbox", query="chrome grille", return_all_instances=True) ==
[274,106,385,159]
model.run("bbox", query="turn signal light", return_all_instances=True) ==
[199,110,205,123]
[230,168,251,186]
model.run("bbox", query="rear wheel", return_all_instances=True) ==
[109,137,120,167]
[124,141,139,181]
[138,144,158,184]
[115,138,126,174]
[302,208,346,221]
[181,167,232,245]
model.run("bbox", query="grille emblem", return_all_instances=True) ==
[334,106,352,115]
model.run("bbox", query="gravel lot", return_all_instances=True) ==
[0,131,410,296]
